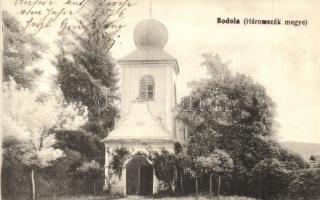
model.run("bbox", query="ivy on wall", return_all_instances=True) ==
[110,147,130,178]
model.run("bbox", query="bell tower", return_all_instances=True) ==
[118,19,179,134]
[102,18,181,195]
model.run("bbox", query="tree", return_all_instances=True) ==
[288,168,320,199]
[3,11,46,88]
[177,53,308,198]
[55,0,132,195]
[49,130,105,195]
[2,80,88,200]
[175,146,192,195]
[76,160,101,195]
[251,158,290,199]
[55,0,131,138]
[150,150,176,193]
[188,53,230,89]
[53,1,131,194]
[196,150,233,199]
[179,64,278,171]
[194,155,219,199]
[201,53,231,81]
[211,150,233,198]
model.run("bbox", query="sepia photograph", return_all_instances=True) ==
[1,0,320,199]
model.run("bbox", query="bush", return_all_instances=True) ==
[109,147,130,178]
[250,158,290,199]
[287,168,320,199]
[150,150,176,192]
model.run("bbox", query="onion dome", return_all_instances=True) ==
[134,19,168,49]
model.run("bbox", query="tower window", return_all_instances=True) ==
[140,75,155,100]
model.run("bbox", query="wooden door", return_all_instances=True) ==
[139,165,153,195]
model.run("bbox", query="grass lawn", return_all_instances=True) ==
[56,195,257,200]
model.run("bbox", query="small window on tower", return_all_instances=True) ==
[140,75,155,100]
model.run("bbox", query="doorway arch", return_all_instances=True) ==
[126,155,153,195]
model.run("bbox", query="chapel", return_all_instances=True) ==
[101,18,188,196]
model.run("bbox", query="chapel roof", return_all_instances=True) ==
[119,47,176,61]
[101,101,176,144]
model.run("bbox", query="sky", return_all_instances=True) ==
[3,0,320,143]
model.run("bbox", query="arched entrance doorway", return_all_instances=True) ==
[126,156,153,195]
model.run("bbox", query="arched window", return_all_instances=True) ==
[139,75,155,100]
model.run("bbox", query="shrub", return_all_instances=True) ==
[150,150,176,192]
[287,168,320,199]
[109,147,130,178]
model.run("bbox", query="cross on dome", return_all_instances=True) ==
[149,0,153,18]
[132,0,169,49]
